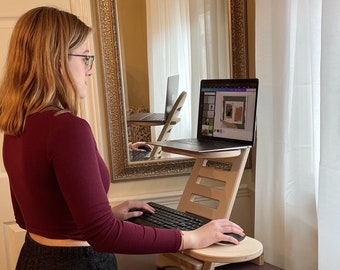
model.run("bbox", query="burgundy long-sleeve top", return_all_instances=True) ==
[3,110,181,254]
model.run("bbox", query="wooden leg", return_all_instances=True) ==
[201,262,216,270]
[156,253,203,270]
[251,253,265,265]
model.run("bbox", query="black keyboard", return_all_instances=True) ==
[128,202,246,244]
[128,202,209,231]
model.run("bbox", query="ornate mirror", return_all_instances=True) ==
[91,0,249,181]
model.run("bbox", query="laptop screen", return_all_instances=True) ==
[197,78,258,144]
[164,74,179,118]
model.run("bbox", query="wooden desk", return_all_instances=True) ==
[156,147,264,270]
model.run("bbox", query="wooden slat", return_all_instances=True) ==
[197,166,232,182]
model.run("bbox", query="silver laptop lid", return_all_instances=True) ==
[164,74,179,118]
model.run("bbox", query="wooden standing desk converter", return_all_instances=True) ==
[128,91,187,160]
[156,146,264,270]
[127,118,181,160]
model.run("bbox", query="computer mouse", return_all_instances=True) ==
[219,233,246,245]
[138,145,152,151]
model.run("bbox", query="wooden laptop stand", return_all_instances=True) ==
[128,91,187,159]
[155,147,264,270]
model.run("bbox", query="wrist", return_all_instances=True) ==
[179,231,185,251]
[179,230,195,250]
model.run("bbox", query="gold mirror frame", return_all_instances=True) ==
[91,0,249,181]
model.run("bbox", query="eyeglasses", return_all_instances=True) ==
[68,54,95,70]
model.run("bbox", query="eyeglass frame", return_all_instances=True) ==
[68,54,95,70]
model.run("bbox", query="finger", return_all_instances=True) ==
[213,220,245,239]
[217,219,244,231]
[128,210,144,218]
[222,224,245,236]
[142,204,155,213]
[146,143,154,149]
[128,201,155,213]
[228,220,244,230]
[220,233,240,245]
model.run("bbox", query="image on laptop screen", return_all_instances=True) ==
[197,79,258,144]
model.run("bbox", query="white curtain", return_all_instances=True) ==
[318,0,340,268]
[146,0,230,139]
[256,0,340,269]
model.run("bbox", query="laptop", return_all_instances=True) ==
[127,74,179,124]
[151,78,259,153]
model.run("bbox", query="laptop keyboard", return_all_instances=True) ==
[129,151,151,161]
[129,202,209,231]
[141,113,165,121]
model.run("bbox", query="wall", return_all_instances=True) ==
[117,0,150,110]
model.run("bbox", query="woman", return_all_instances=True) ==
[0,6,244,270]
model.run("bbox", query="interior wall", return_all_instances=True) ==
[117,0,150,110]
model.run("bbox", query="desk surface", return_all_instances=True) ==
[127,118,181,127]
[159,146,242,159]
[127,121,164,126]
[184,236,263,263]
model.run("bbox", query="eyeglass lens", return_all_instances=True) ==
[68,54,95,70]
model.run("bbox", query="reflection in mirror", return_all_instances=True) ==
[117,0,233,163]
[92,0,249,181]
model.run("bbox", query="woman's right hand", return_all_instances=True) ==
[180,219,245,250]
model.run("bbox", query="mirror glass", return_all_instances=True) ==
[92,0,249,181]
[118,0,231,164]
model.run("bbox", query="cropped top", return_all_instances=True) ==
[3,110,181,254]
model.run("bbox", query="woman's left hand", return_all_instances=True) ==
[128,142,153,152]
[111,200,155,221]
